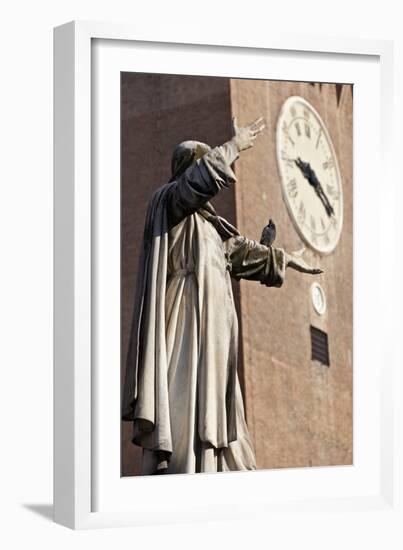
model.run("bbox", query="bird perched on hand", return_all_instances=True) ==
[260,218,277,247]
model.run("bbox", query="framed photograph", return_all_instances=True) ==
[54,21,395,529]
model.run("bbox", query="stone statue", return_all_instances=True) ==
[122,117,322,474]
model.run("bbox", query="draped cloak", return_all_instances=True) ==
[122,140,286,474]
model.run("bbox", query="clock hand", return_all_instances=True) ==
[294,157,309,178]
[316,186,335,217]
[306,165,335,216]
[294,158,335,217]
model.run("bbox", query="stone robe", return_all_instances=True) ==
[122,140,285,474]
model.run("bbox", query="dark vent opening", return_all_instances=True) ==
[310,326,330,366]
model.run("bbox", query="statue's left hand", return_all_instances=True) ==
[285,247,323,275]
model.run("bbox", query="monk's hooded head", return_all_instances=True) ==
[170,141,211,182]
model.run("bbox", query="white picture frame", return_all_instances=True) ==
[54,20,396,530]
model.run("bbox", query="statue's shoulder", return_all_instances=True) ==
[143,181,176,240]
[149,181,176,207]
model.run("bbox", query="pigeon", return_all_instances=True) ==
[260,218,276,247]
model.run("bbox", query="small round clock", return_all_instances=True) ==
[276,96,343,254]
[311,282,327,316]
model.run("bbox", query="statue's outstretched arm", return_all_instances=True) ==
[167,117,266,228]
[225,236,322,288]
[284,247,323,275]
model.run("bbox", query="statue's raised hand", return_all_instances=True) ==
[285,247,323,275]
[232,116,266,151]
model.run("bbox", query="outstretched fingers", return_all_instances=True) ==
[231,114,266,150]
[288,255,323,274]
[299,264,323,274]
[250,116,265,127]
[250,116,266,134]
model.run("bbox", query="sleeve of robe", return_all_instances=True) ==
[166,139,239,228]
[224,235,286,288]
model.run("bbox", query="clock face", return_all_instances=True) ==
[276,96,343,254]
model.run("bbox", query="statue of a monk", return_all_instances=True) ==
[122,117,322,474]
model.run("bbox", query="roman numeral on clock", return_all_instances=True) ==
[286,178,298,198]
[315,129,322,149]
[282,122,295,146]
[310,215,317,231]
[297,201,306,223]
[323,156,334,170]
[281,150,295,167]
